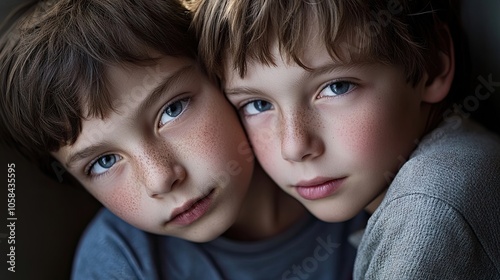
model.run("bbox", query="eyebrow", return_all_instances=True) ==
[65,141,111,169]
[305,61,368,78]
[138,63,196,115]
[225,87,263,97]
[65,63,196,168]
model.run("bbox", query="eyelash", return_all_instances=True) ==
[239,98,274,116]
[317,79,358,99]
[85,154,122,178]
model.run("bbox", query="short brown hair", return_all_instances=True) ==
[0,0,196,173]
[192,0,469,92]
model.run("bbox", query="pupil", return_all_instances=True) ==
[167,101,182,117]
[98,155,115,168]
[255,100,270,111]
[332,82,348,94]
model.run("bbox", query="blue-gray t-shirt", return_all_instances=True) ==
[72,208,367,279]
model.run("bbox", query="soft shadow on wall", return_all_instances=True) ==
[0,146,102,280]
[461,0,500,134]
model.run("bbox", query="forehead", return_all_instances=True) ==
[223,23,375,83]
[224,36,371,86]
[104,56,195,114]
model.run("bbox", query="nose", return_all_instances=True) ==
[280,114,325,162]
[142,159,187,198]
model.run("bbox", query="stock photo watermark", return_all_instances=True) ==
[5,163,17,273]
[281,234,341,280]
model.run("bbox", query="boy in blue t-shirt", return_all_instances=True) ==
[0,0,366,278]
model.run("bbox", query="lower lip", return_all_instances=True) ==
[170,191,213,226]
[296,179,344,200]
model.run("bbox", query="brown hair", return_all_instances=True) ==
[191,0,469,93]
[0,0,197,174]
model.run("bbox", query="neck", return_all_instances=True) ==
[223,164,306,241]
[365,103,441,215]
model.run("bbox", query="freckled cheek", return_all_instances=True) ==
[247,128,280,168]
[185,109,250,172]
[244,118,275,147]
[198,122,226,156]
[335,111,400,169]
[94,180,143,224]
[252,143,274,164]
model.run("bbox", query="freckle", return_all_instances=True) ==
[291,110,323,138]
[142,140,175,167]
[340,106,376,150]
[108,180,139,217]
[194,113,222,154]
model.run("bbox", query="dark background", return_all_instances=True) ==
[1,4,101,280]
[1,0,499,279]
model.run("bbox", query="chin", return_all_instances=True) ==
[310,205,360,223]
[185,233,219,243]
[174,228,221,243]
[184,216,235,243]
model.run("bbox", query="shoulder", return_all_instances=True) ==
[356,119,500,279]
[414,117,500,169]
[71,208,161,279]
[356,193,500,279]
[414,117,500,171]
[380,119,500,235]
[388,118,500,209]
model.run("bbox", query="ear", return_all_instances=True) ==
[421,25,455,103]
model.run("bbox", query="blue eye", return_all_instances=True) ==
[321,81,356,97]
[89,154,121,176]
[242,100,273,116]
[160,98,189,127]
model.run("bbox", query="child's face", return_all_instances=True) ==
[223,40,430,222]
[52,56,254,242]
